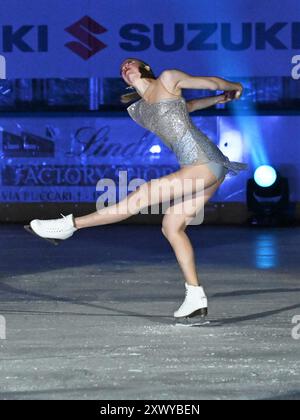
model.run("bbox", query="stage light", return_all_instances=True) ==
[254,165,277,188]
[247,167,292,226]
[150,145,161,154]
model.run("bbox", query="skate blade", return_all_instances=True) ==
[24,225,61,246]
[189,307,208,318]
[175,318,210,327]
[174,307,208,327]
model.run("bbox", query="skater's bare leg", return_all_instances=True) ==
[161,176,225,286]
[74,164,219,230]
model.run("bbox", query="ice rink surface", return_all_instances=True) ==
[0,223,299,400]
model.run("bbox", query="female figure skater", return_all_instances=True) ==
[25,58,248,320]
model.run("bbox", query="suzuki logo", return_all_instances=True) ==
[65,15,107,60]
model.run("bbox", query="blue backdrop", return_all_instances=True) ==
[0,0,299,206]
[1,114,299,203]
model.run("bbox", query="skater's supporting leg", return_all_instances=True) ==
[162,176,224,287]
[161,175,225,319]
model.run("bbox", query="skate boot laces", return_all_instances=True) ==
[40,214,74,233]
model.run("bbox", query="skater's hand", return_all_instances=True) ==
[217,83,243,104]
[232,82,243,99]
[216,91,236,104]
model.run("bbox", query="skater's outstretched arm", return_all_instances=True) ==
[164,69,243,99]
[186,91,235,113]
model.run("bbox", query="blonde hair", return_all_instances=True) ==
[120,59,156,104]
[120,89,141,105]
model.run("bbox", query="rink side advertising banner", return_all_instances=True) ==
[1,115,300,203]
[0,0,299,78]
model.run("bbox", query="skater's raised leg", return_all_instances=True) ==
[74,163,217,229]
[26,163,219,242]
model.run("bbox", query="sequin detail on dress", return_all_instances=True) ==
[127,97,248,176]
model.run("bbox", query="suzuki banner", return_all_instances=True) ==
[0,0,299,78]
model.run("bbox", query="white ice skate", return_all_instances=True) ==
[174,283,208,323]
[24,213,78,246]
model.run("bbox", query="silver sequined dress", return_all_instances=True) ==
[127,96,248,176]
